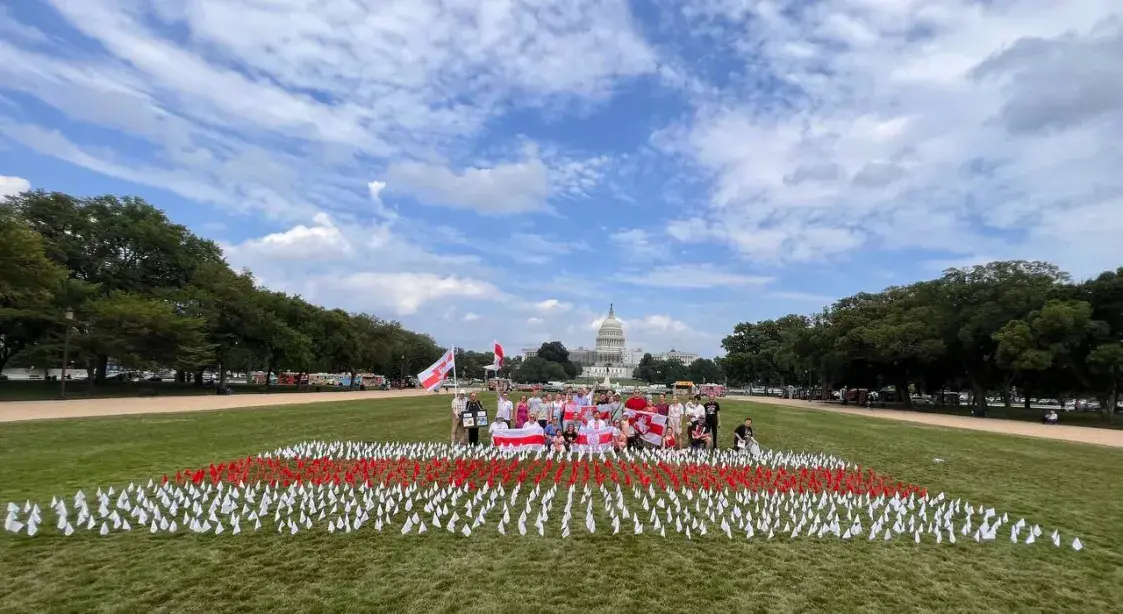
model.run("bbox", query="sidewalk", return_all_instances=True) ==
[0,388,440,423]
[729,396,1123,449]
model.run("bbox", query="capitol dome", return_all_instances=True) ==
[595,304,625,361]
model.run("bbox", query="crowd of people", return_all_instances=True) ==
[450,386,759,453]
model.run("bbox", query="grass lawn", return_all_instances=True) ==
[0,380,381,402]
[2,396,1122,613]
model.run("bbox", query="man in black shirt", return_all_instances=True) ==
[464,392,485,445]
[733,417,754,451]
[703,394,721,449]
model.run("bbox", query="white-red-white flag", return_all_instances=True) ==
[624,409,667,447]
[417,349,455,392]
[493,340,505,368]
[573,425,615,453]
[491,424,545,450]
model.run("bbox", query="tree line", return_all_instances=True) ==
[499,340,725,386]
[720,261,1123,419]
[0,191,449,387]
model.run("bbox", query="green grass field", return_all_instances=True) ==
[2,395,1121,613]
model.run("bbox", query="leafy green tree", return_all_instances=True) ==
[935,261,1067,414]
[536,341,579,378]
[0,209,68,372]
[687,358,724,384]
[5,191,223,382]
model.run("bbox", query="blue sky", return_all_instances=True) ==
[2,0,1122,358]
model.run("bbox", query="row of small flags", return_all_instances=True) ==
[2,440,1084,551]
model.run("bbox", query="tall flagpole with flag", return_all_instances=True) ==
[451,346,458,391]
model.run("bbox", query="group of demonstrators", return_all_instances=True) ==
[450,386,758,453]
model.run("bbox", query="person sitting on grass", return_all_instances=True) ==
[551,430,567,452]
[1043,409,1059,425]
[562,423,579,450]
[613,421,629,451]
[689,420,711,451]
[619,417,638,449]
[733,417,755,451]
[663,427,677,450]
[544,418,560,440]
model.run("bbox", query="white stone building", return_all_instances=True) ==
[520,304,701,380]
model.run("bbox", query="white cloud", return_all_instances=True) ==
[463,313,481,322]
[617,264,774,289]
[660,0,1123,274]
[526,317,544,325]
[366,180,398,220]
[0,174,30,198]
[0,0,655,225]
[628,314,696,335]
[319,272,500,315]
[611,228,667,261]
[535,299,573,314]
[223,213,352,263]
[386,153,552,215]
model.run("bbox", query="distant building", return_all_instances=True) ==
[520,304,701,380]
[655,349,699,365]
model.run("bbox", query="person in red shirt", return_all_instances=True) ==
[654,392,670,417]
[623,389,648,412]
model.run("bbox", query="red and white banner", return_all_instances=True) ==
[417,349,455,392]
[573,426,615,453]
[493,340,505,368]
[625,409,667,447]
[491,425,546,451]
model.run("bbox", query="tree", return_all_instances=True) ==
[935,261,1067,414]
[23,292,210,380]
[633,353,658,383]
[537,341,579,379]
[687,358,723,384]
[654,358,689,385]
[0,209,68,372]
[5,191,224,383]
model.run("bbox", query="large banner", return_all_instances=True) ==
[624,409,667,447]
[563,404,597,425]
[491,425,546,451]
[572,426,615,453]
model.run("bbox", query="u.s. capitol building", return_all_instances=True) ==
[521,304,699,379]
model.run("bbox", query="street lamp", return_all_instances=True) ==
[400,354,406,388]
[60,309,74,399]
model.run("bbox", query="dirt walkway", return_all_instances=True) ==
[731,396,1123,449]
[0,389,442,423]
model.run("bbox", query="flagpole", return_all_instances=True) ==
[451,345,458,392]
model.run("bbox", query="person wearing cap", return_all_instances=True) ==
[574,387,592,407]
[450,391,468,445]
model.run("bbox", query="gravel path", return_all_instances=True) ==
[0,389,440,423]
[730,396,1123,448]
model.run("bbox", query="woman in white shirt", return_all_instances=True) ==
[684,398,701,424]
[667,396,685,448]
